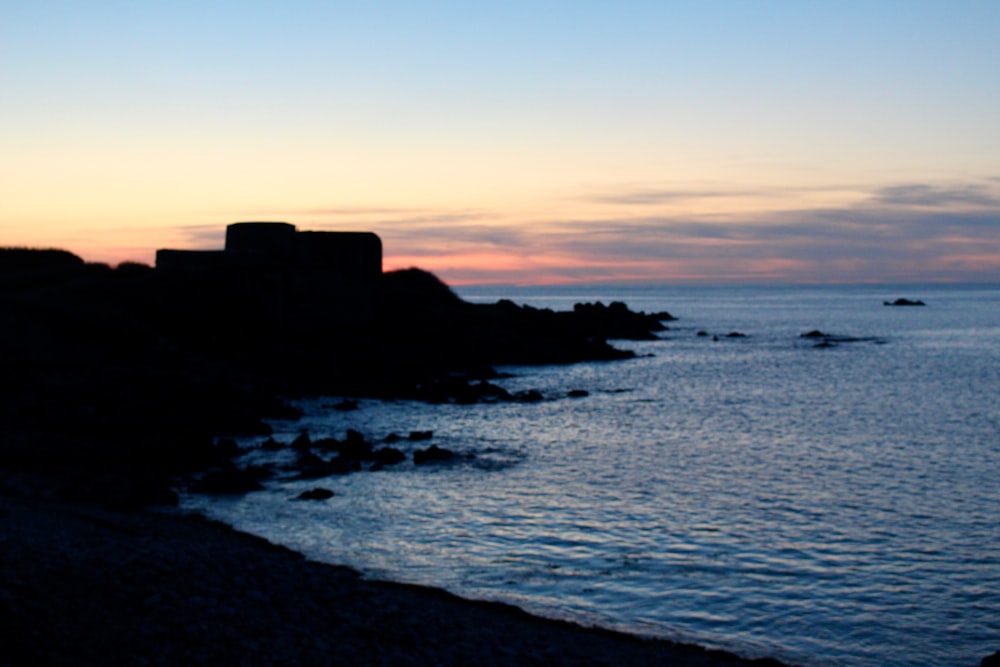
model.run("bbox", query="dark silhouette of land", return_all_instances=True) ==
[2,234,813,667]
[2,227,674,500]
[4,232,986,666]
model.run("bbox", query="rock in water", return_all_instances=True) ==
[296,488,335,501]
[413,445,460,465]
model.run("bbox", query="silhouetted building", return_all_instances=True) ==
[156,222,382,324]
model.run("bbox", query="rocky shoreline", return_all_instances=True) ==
[7,249,988,666]
[0,249,807,666]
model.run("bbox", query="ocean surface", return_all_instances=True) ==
[182,283,1000,667]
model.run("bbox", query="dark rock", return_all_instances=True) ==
[383,432,402,444]
[413,445,461,465]
[296,487,335,501]
[295,457,358,479]
[3,241,682,510]
[884,298,925,306]
[413,377,512,404]
[567,389,589,398]
[331,399,359,411]
[725,332,746,338]
[567,301,670,339]
[472,380,513,401]
[696,330,709,337]
[311,437,342,453]
[296,449,325,467]
[260,437,284,451]
[371,447,406,466]
[408,430,434,442]
[981,650,1000,666]
[290,432,312,451]
[338,429,372,461]
[515,389,544,402]
[804,332,881,348]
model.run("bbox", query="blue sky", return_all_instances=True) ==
[2,1,999,283]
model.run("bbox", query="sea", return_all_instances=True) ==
[181,283,1000,667]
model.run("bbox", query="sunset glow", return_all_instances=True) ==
[3,1,999,284]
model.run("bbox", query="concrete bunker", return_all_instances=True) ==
[156,222,382,324]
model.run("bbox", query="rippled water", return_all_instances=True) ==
[183,284,1000,667]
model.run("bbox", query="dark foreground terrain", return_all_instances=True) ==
[0,478,791,667]
[0,248,782,666]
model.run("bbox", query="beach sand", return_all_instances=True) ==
[0,482,791,667]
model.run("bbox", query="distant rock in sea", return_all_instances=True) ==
[883,298,925,306]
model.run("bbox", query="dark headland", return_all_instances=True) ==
[0,224,802,666]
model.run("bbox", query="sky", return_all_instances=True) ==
[2,1,999,285]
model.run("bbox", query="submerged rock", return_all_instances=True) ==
[515,389,544,402]
[801,331,885,348]
[371,447,406,466]
[884,298,925,306]
[413,445,462,465]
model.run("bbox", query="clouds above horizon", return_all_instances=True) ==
[283,178,1000,284]
[5,1,999,283]
[865,183,1000,209]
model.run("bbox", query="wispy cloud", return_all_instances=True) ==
[297,206,426,217]
[302,210,528,255]
[866,183,1000,208]
[170,179,1000,284]
[423,179,1000,283]
[583,182,858,207]
[542,205,998,265]
[585,186,762,206]
[174,224,227,248]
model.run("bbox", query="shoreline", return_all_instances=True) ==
[0,482,794,667]
[1,257,787,665]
